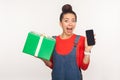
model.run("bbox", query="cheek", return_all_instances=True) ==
[60,24,66,30]
[73,23,76,28]
[61,22,68,28]
[63,22,68,26]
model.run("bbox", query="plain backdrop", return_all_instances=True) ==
[0,0,120,80]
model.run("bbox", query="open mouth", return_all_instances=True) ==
[67,27,72,30]
[66,27,73,33]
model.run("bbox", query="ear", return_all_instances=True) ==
[59,22,62,27]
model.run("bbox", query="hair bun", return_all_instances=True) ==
[62,4,73,13]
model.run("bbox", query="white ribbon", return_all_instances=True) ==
[34,36,44,57]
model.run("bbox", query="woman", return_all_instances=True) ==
[42,4,94,80]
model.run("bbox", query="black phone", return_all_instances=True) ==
[86,29,95,46]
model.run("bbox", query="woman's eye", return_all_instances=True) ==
[63,19,76,23]
[64,20,68,22]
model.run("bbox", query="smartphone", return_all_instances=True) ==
[86,29,95,46]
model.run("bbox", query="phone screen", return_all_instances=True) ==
[86,29,95,46]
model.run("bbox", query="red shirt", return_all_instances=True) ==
[50,34,89,70]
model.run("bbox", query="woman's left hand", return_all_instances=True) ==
[85,36,95,52]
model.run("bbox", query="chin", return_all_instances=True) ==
[66,32,73,36]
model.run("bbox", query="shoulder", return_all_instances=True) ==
[76,35,85,47]
[52,35,59,40]
[79,35,85,41]
[75,34,85,41]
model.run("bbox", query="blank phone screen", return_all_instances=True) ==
[86,29,95,46]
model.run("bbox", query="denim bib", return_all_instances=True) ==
[52,35,82,80]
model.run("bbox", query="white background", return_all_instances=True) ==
[0,0,120,80]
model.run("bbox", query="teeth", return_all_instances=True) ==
[67,28,72,30]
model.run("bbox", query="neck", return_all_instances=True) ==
[60,33,73,39]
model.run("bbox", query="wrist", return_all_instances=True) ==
[84,51,91,56]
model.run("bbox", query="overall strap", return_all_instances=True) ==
[74,35,80,47]
[52,36,56,39]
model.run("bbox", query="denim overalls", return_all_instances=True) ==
[52,35,82,80]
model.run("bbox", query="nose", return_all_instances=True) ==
[68,21,73,26]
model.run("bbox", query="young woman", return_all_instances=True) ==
[42,4,94,80]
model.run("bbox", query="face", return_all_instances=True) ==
[60,13,76,36]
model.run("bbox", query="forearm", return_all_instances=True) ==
[80,54,90,70]
[83,55,90,64]
[83,50,91,64]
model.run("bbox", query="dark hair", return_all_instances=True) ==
[60,4,77,22]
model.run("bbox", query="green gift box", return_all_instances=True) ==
[22,31,56,60]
